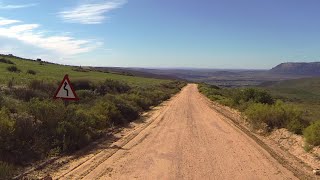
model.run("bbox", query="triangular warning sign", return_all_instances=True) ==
[53,74,79,100]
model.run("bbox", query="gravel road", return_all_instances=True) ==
[56,84,297,180]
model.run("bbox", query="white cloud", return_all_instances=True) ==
[58,0,127,24]
[0,18,101,55]
[0,2,37,9]
[0,17,20,25]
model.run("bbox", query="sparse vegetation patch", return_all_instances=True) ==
[7,66,21,73]
[0,58,14,65]
[199,83,318,147]
[27,69,37,75]
[303,120,320,146]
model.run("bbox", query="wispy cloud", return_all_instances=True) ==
[0,17,101,55]
[58,0,126,24]
[0,2,37,9]
[0,17,21,25]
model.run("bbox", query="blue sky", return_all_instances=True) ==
[0,0,319,69]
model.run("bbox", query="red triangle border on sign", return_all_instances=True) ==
[53,74,79,100]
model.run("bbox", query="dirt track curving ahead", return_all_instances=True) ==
[55,84,297,180]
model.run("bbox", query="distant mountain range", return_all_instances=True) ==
[269,62,320,75]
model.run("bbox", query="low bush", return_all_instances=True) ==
[303,120,320,146]
[233,88,274,105]
[0,107,15,163]
[27,69,37,75]
[124,92,153,110]
[6,66,20,73]
[0,161,14,179]
[244,101,308,133]
[71,79,95,91]
[286,116,309,134]
[11,113,38,163]
[12,88,47,102]
[0,94,3,108]
[57,105,100,152]
[72,67,90,72]
[28,80,56,95]
[76,90,96,104]
[0,58,14,65]
[27,99,65,155]
[107,95,140,123]
[92,100,122,126]
[0,97,25,114]
[7,78,14,89]
[96,79,131,95]
[93,93,144,125]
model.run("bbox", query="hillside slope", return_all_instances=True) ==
[261,77,320,102]
[0,54,185,179]
[269,62,320,75]
[261,77,320,122]
[0,54,172,86]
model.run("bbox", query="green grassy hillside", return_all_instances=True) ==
[262,78,320,121]
[262,78,320,102]
[0,55,170,86]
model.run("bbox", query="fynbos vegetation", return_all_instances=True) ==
[0,79,185,166]
[199,84,319,146]
[6,66,21,73]
[0,55,186,178]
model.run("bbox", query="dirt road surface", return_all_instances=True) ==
[55,84,297,180]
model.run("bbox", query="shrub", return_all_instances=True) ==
[76,90,96,104]
[11,113,38,162]
[208,84,220,89]
[7,78,14,89]
[125,93,153,110]
[28,99,65,154]
[107,95,140,122]
[71,79,95,90]
[12,88,47,102]
[6,66,20,73]
[0,107,15,162]
[0,97,25,114]
[28,80,56,95]
[28,99,65,129]
[199,84,226,101]
[303,143,313,152]
[57,106,99,152]
[233,88,274,105]
[96,79,131,95]
[92,100,122,126]
[0,58,14,64]
[286,116,309,134]
[245,101,307,132]
[303,120,320,146]
[217,98,234,107]
[0,108,15,135]
[0,94,3,108]
[0,161,14,179]
[27,69,37,75]
[72,67,90,72]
